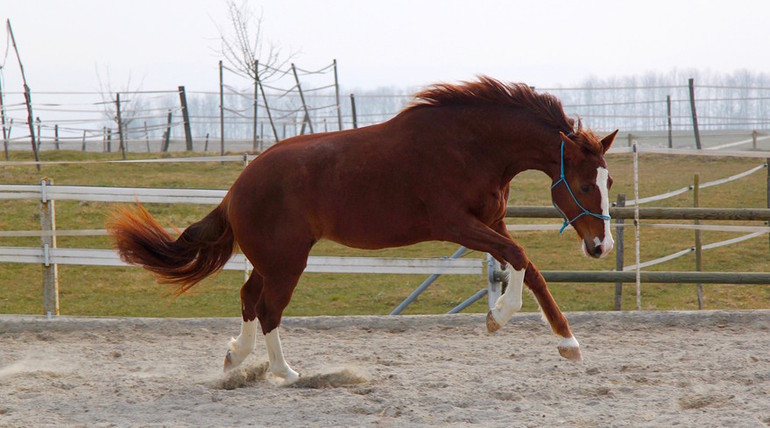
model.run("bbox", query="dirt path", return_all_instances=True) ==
[1,311,769,427]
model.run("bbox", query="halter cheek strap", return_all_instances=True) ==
[551,140,611,234]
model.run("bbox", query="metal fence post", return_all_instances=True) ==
[40,178,59,316]
[486,254,504,311]
[614,194,626,310]
[390,246,468,315]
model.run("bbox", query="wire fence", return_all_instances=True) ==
[3,65,770,158]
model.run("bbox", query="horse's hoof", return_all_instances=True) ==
[281,372,300,386]
[557,337,582,361]
[486,311,501,333]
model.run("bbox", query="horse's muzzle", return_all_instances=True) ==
[583,235,613,259]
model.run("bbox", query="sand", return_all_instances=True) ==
[1,311,769,427]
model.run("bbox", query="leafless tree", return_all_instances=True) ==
[95,64,146,139]
[216,0,292,82]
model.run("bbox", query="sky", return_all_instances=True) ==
[1,0,769,94]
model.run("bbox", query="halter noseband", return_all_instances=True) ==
[551,139,611,234]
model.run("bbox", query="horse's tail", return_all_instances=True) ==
[107,200,235,295]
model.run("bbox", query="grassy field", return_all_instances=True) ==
[1,148,769,317]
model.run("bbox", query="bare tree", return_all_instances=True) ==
[216,0,292,82]
[95,65,146,141]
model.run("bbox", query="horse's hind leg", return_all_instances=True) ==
[223,271,264,371]
[222,269,304,383]
[255,270,304,384]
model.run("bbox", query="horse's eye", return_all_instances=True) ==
[581,185,592,194]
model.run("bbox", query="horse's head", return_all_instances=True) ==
[550,129,618,259]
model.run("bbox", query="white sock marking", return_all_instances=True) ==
[491,267,525,326]
[265,328,299,383]
[225,320,258,369]
[558,336,580,349]
[229,320,257,359]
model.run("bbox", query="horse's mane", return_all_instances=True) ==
[406,76,589,145]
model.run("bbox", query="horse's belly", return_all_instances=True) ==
[323,210,432,250]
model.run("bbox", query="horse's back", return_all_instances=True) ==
[226,124,439,250]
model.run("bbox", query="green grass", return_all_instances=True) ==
[1,149,769,317]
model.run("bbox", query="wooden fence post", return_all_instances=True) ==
[40,178,59,316]
[688,78,702,150]
[350,94,358,129]
[614,194,626,310]
[161,110,172,152]
[291,63,313,134]
[36,117,41,150]
[253,61,259,152]
[116,92,126,159]
[7,20,41,169]
[178,86,193,151]
[219,60,225,157]
[256,74,280,144]
[54,124,59,150]
[753,130,758,150]
[0,74,9,161]
[694,174,703,309]
[333,59,343,131]
[144,122,150,153]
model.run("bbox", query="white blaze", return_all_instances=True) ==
[596,166,614,257]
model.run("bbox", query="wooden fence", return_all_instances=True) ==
[2,179,770,316]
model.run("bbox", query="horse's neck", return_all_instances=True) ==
[397,106,561,184]
[477,111,561,184]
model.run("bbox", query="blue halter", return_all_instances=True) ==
[551,140,611,234]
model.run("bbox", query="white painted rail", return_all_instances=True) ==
[0,247,484,275]
[0,184,227,204]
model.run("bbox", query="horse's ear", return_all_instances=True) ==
[559,131,582,158]
[600,130,618,154]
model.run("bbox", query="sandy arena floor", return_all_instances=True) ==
[1,310,769,427]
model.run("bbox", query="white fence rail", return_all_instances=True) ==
[0,183,227,205]
[0,246,483,275]
[0,181,486,315]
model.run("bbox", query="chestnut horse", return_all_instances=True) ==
[109,77,617,384]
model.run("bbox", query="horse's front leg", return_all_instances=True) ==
[442,218,581,361]
[524,262,582,361]
[486,265,525,333]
